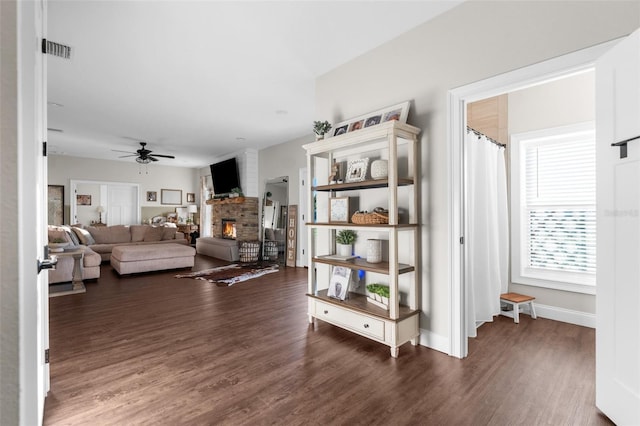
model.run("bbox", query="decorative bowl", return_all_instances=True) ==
[48,242,69,253]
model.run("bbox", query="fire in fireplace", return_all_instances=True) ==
[222,219,236,240]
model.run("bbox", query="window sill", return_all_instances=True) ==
[512,274,596,295]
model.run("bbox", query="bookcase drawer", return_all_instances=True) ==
[314,301,385,340]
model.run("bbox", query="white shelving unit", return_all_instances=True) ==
[303,120,421,357]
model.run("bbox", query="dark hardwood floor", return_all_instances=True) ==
[44,255,611,425]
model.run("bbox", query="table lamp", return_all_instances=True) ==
[187,204,198,223]
[97,206,105,223]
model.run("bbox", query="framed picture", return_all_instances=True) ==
[48,185,65,225]
[186,192,195,203]
[328,266,351,300]
[345,158,369,183]
[333,101,410,137]
[147,191,157,202]
[161,189,182,205]
[76,194,91,206]
[329,197,352,223]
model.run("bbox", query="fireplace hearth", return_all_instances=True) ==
[222,219,236,240]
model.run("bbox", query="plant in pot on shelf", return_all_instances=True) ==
[313,120,332,141]
[366,283,390,309]
[230,187,244,198]
[335,229,357,257]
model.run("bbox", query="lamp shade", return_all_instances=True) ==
[187,204,198,213]
[97,206,105,213]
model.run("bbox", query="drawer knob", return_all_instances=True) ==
[364,324,370,328]
[324,310,328,314]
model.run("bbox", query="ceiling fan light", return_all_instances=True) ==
[136,157,151,164]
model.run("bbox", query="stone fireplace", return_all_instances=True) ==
[222,219,236,239]
[207,197,259,241]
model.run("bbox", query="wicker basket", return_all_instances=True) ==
[239,241,260,263]
[351,210,389,225]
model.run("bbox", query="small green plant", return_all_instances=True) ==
[336,229,357,245]
[231,187,244,196]
[366,283,390,298]
[313,120,332,136]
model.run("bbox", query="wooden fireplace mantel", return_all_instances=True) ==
[206,196,256,205]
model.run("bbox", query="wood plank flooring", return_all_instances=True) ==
[44,256,612,425]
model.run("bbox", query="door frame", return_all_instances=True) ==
[447,39,618,358]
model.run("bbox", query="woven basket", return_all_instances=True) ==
[351,210,389,225]
[239,241,260,263]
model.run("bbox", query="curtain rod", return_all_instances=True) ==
[467,126,506,148]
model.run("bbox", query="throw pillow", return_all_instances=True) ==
[161,227,177,240]
[48,229,71,244]
[143,226,164,242]
[60,225,81,246]
[130,225,148,242]
[72,227,95,245]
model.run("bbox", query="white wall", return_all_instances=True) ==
[258,134,310,207]
[48,154,200,224]
[508,71,596,314]
[313,1,639,347]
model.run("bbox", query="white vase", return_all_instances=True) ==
[370,159,388,179]
[366,239,382,263]
[336,243,352,257]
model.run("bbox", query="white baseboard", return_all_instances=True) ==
[534,303,595,328]
[419,328,449,354]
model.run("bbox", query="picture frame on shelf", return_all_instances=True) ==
[147,191,157,202]
[329,197,351,223]
[345,158,369,183]
[186,192,195,203]
[328,266,351,300]
[332,101,410,137]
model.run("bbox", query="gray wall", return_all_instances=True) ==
[313,1,639,343]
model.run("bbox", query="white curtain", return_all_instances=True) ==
[465,131,509,338]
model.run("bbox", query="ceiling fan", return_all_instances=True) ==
[113,142,175,164]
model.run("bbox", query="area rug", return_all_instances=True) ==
[175,263,279,286]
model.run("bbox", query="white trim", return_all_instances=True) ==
[419,328,449,355]
[447,39,618,359]
[533,303,596,328]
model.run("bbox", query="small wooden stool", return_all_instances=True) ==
[500,293,536,323]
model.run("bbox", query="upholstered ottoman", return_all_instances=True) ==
[111,243,195,275]
[196,237,239,262]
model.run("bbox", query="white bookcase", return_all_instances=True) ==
[303,120,421,357]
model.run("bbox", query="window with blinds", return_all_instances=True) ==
[511,123,596,292]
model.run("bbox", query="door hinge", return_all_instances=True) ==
[43,141,47,157]
[460,236,464,244]
[45,349,50,364]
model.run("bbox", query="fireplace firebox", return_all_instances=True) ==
[222,218,236,240]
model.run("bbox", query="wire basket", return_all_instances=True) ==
[351,210,389,225]
[239,241,260,263]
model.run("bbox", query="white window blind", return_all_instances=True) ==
[511,123,596,293]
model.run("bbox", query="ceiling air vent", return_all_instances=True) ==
[42,39,71,60]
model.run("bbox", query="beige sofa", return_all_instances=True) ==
[47,224,188,284]
[81,224,188,261]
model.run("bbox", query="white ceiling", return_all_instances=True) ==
[47,1,463,168]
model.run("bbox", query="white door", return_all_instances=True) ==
[107,184,139,225]
[595,29,640,424]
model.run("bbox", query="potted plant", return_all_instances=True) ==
[230,187,244,198]
[335,229,357,257]
[366,283,390,309]
[313,120,332,140]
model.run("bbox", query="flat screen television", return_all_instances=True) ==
[210,157,241,195]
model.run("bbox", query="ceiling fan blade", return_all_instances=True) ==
[118,154,138,158]
[150,154,175,159]
[112,149,137,154]
[148,156,160,162]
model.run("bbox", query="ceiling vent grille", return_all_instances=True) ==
[42,39,71,59]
